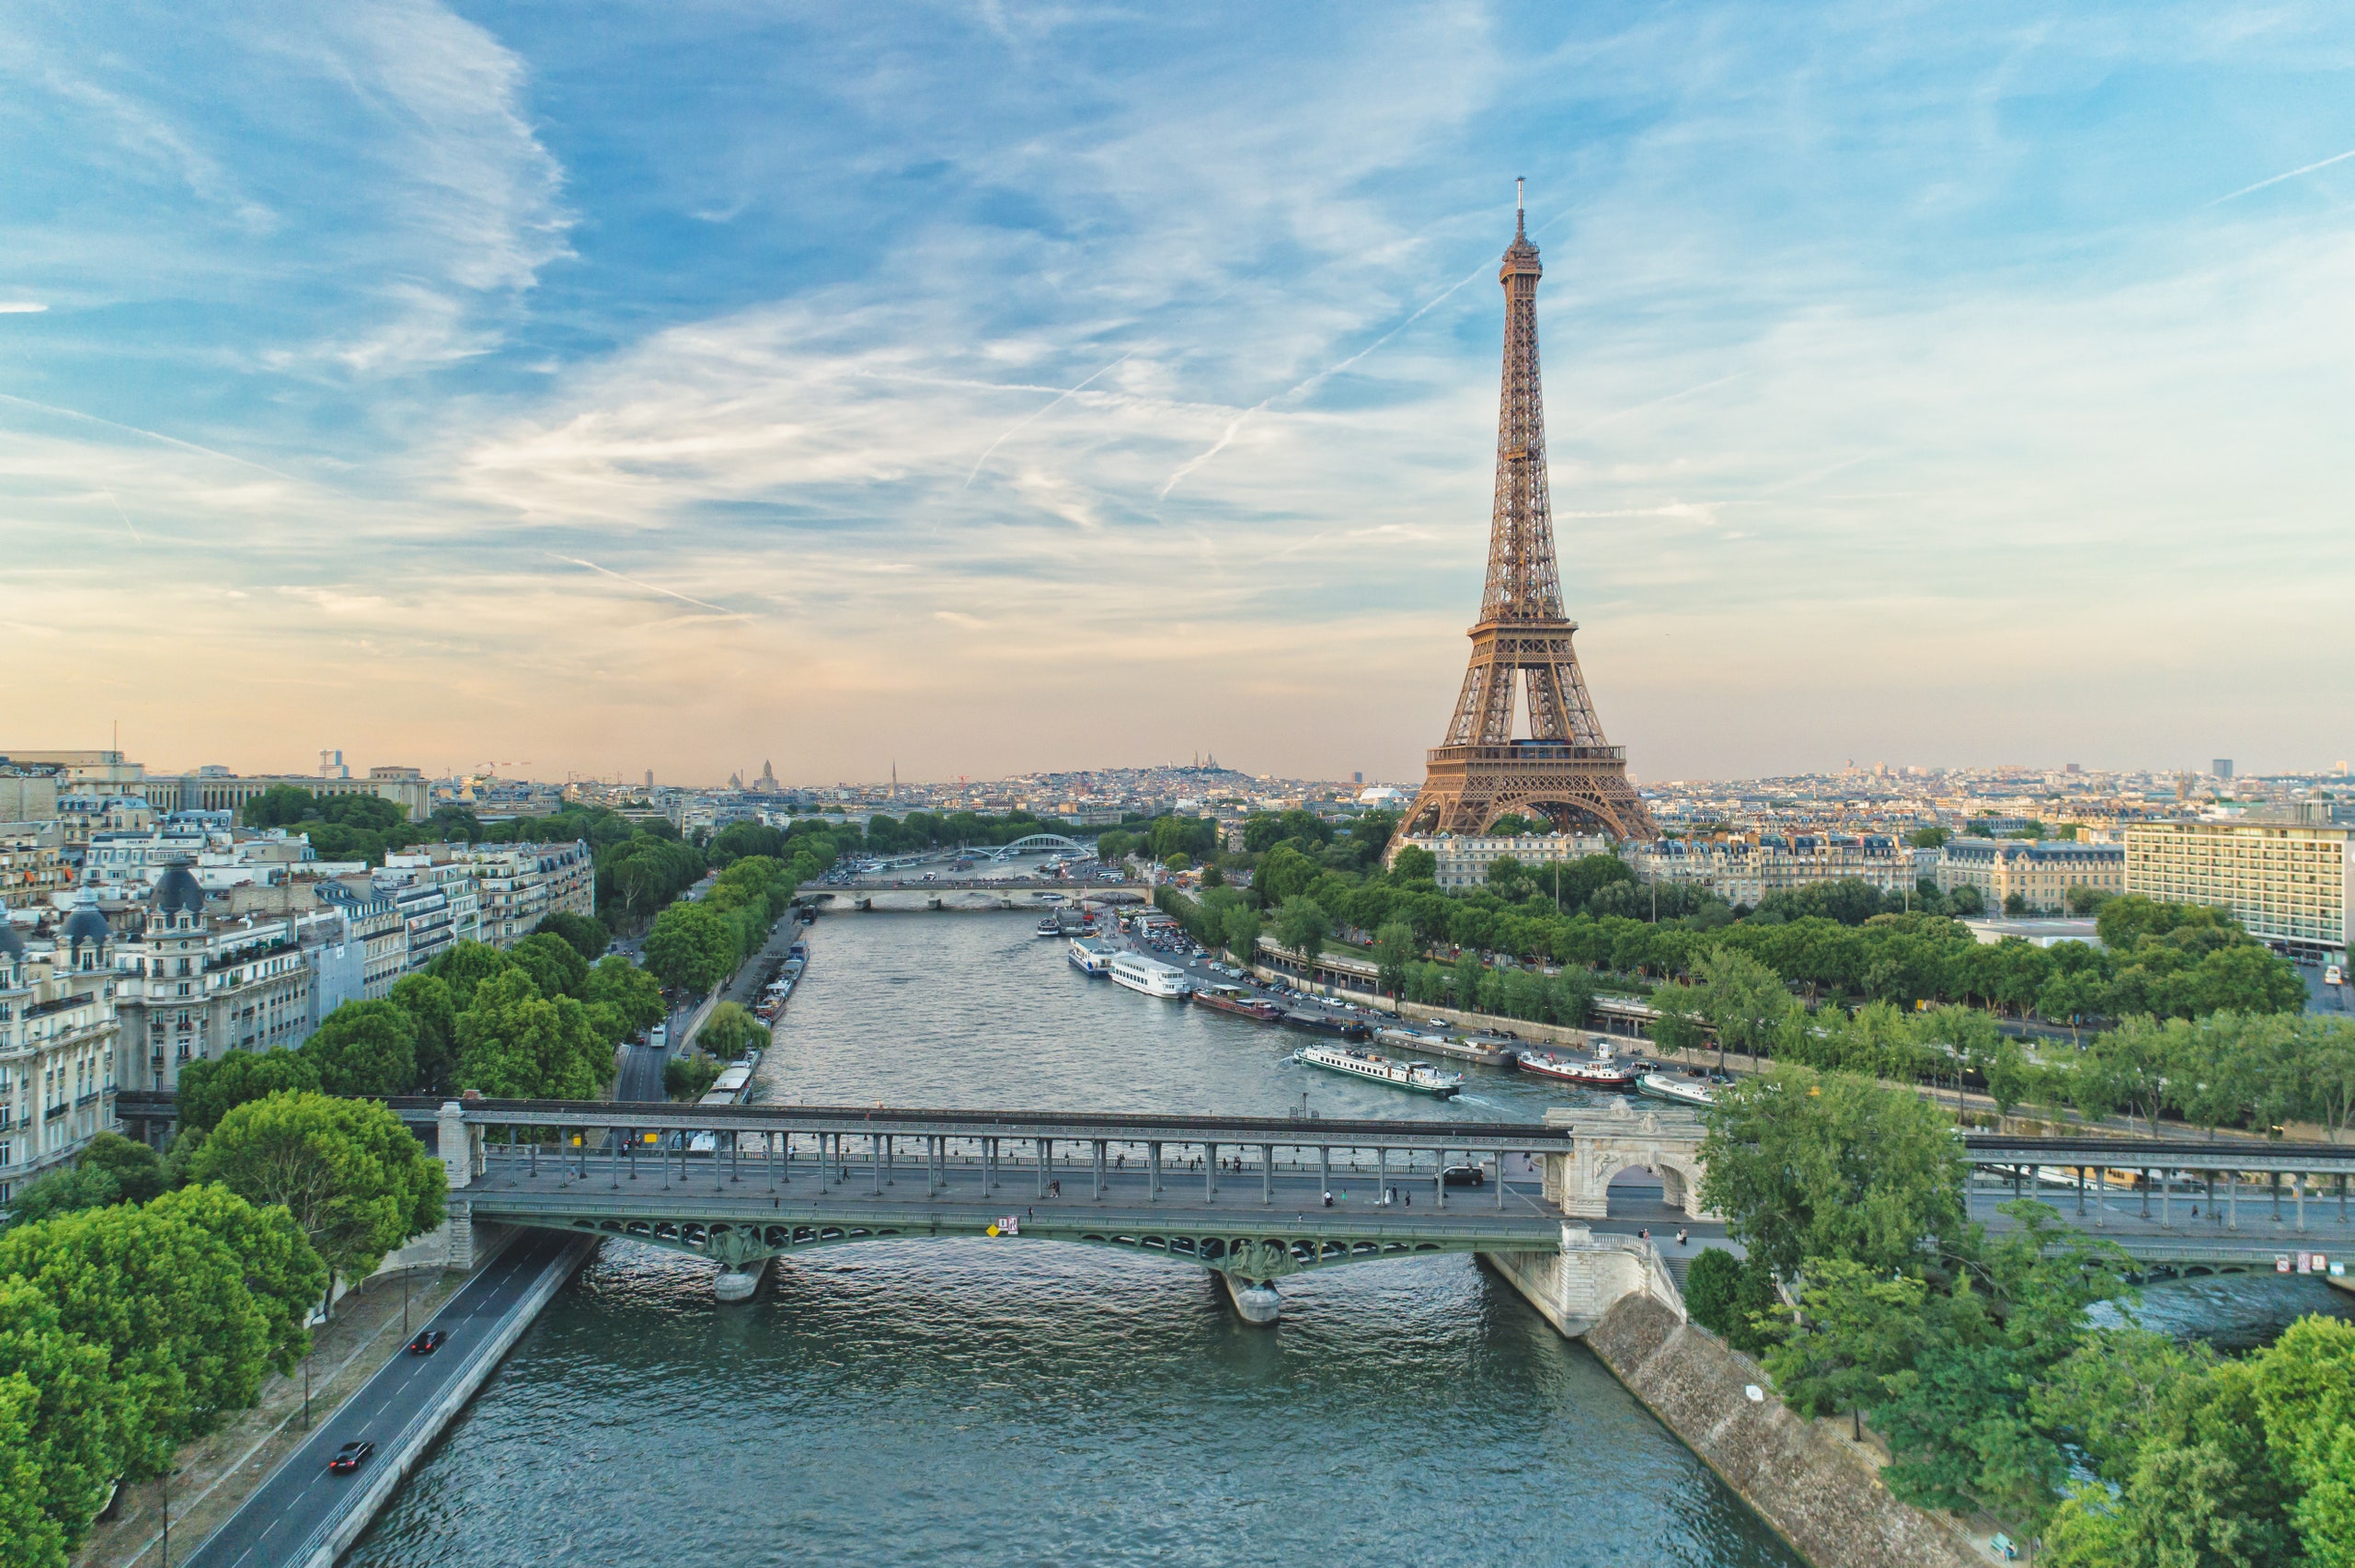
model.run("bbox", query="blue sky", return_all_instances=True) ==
[4,2,2351,785]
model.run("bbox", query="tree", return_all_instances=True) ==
[1,1166,127,1229]
[643,901,737,994]
[699,1001,763,1059]
[389,972,458,1093]
[454,969,605,1099]
[2074,1015,2173,1136]
[146,1184,327,1375]
[510,932,591,1001]
[174,1047,322,1135]
[429,940,520,1009]
[0,1276,125,1565]
[76,1130,169,1206]
[1257,843,1319,906]
[1373,921,1417,1000]
[0,1367,65,1568]
[1686,945,1792,1070]
[1646,982,1706,1061]
[582,956,664,1037]
[1390,844,1437,881]
[1275,897,1332,967]
[1910,827,1950,849]
[1452,950,1483,1012]
[665,1054,724,1101]
[302,999,419,1098]
[1763,1257,1926,1440]
[1683,1247,1778,1355]
[1698,1064,1970,1284]
[2301,1018,2355,1144]
[191,1092,446,1296]
[1877,1207,2132,1547]
[1222,903,1262,961]
[2252,1314,2355,1565]
[532,910,611,964]
[0,1203,270,1478]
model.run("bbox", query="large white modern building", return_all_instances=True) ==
[2126,815,2352,963]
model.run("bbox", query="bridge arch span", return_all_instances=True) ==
[991,832,1091,860]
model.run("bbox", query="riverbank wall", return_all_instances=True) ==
[298,1236,597,1568]
[1583,1292,1984,1568]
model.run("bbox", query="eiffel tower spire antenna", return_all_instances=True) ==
[1390,189,1656,853]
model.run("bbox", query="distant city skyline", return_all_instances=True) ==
[6,6,2353,781]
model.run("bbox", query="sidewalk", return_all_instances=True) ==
[75,1265,469,1568]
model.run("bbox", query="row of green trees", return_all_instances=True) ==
[640,854,802,996]
[1686,1065,2355,1565]
[2,1093,445,1565]
[1152,808,2306,1027]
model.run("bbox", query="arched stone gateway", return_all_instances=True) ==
[1541,1100,1718,1222]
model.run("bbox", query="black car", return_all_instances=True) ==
[407,1329,447,1355]
[328,1440,375,1474]
[1442,1164,1487,1188]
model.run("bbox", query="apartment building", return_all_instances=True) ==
[2126,816,2352,963]
[110,865,316,1092]
[389,841,592,948]
[0,900,120,1205]
[1630,834,1913,907]
[0,823,66,900]
[1937,839,2126,914]
[1397,832,1615,891]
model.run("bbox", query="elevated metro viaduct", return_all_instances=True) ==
[115,1091,2355,1326]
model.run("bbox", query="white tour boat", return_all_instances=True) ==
[1067,936,1118,976]
[1637,1071,1717,1108]
[1292,1043,1463,1097]
[1109,950,1190,998]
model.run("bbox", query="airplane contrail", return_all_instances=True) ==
[1158,257,1493,501]
[547,554,747,618]
[963,350,1133,490]
[0,390,309,485]
[2209,146,2355,206]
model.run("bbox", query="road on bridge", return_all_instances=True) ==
[182,1232,576,1568]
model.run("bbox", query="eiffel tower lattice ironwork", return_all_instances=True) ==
[1394,190,1658,848]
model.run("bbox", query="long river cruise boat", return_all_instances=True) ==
[1109,950,1190,998]
[1517,1039,1641,1090]
[1291,1043,1463,1097]
[1191,986,1281,1023]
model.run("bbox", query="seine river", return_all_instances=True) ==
[348,912,1806,1567]
[346,912,2349,1566]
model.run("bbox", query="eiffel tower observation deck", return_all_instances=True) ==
[1395,186,1658,848]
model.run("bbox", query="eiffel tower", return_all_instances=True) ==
[1393,189,1657,849]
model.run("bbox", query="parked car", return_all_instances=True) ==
[328,1440,376,1474]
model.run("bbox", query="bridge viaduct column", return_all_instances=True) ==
[1261,1145,1273,1206]
[1148,1141,1161,1201]
[1206,1143,1218,1199]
